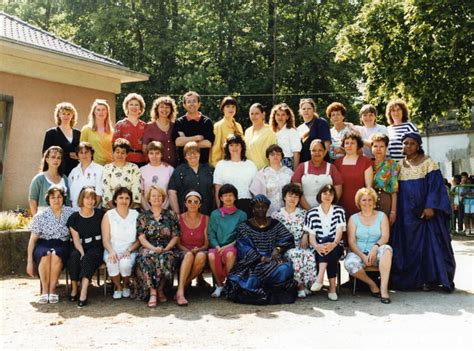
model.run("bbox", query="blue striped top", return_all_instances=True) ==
[387,122,418,160]
[303,205,346,245]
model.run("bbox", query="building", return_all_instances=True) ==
[0,11,148,210]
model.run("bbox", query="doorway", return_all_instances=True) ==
[0,94,14,210]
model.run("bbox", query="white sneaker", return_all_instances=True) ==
[211,286,224,298]
[310,281,323,292]
[122,288,131,298]
[113,290,122,299]
[328,292,338,301]
[297,290,306,298]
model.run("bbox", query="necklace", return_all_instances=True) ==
[253,218,269,228]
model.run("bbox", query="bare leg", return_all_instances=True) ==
[79,277,90,301]
[185,252,206,286]
[317,262,328,284]
[38,254,52,295]
[157,279,167,302]
[225,251,236,275]
[122,276,130,289]
[110,275,122,291]
[379,250,392,298]
[49,254,63,294]
[177,252,194,296]
[352,269,379,293]
[208,252,221,286]
[70,281,79,297]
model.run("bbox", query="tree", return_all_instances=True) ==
[335,0,473,126]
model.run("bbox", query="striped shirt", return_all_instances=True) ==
[304,205,346,245]
[387,122,418,160]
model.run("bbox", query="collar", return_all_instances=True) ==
[186,112,202,122]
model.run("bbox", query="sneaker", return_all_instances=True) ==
[211,286,224,298]
[310,281,323,292]
[328,292,338,301]
[122,288,131,298]
[304,288,312,296]
[113,290,122,299]
[297,290,306,298]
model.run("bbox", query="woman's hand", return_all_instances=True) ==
[26,261,35,278]
[108,250,119,263]
[315,244,325,256]
[271,248,281,259]
[260,256,271,263]
[191,247,200,254]
[154,246,163,254]
[367,247,377,266]
[122,249,131,258]
[389,211,397,225]
[300,235,309,249]
[423,208,435,220]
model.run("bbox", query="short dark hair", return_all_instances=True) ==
[341,131,364,150]
[218,183,238,200]
[224,134,247,161]
[112,187,133,207]
[113,138,131,153]
[76,141,95,157]
[282,183,303,201]
[316,184,337,204]
[461,172,469,178]
[265,144,283,159]
[45,186,66,206]
[220,96,238,112]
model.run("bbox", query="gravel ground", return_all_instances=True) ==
[1,237,473,350]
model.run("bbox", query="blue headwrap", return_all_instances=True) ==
[401,132,422,146]
[250,194,271,206]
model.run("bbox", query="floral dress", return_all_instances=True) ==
[272,207,317,288]
[135,209,180,301]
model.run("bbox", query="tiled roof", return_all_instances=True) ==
[0,11,124,67]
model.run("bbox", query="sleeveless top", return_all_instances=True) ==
[107,209,139,253]
[301,161,333,209]
[353,211,384,253]
[179,214,208,250]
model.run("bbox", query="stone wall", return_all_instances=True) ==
[0,229,29,275]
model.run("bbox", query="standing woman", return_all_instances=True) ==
[244,103,277,170]
[29,146,70,216]
[272,183,316,298]
[175,191,209,306]
[114,93,147,167]
[357,104,388,159]
[269,103,301,170]
[102,187,140,299]
[305,185,345,301]
[371,133,399,224]
[140,141,174,210]
[26,186,74,304]
[210,96,244,167]
[208,184,247,298]
[296,98,331,163]
[390,133,455,292]
[327,102,354,162]
[135,186,180,307]
[250,144,294,216]
[214,134,257,216]
[42,102,81,175]
[67,187,104,307]
[142,96,178,167]
[102,138,141,209]
[291,139,343,210]
[386,98,418,161]
[80,99,114,166]
[334,132,373,219]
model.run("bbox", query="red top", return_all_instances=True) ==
[334,156,373,218]
[142,121,176,167]
[178,214,208,250]
[291,160,344,185]
[113,118,147,163]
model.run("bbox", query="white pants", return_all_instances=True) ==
[104,251,136,277]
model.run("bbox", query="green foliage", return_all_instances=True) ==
[335,0,473,126]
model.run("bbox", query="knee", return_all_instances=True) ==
[119,258,133,277]
[195,252,207,263]
[208,253,216,262]
[225,251,235,259]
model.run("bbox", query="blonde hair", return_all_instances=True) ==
[54,102,77,127]
[122,93,145,117]
[146,185,167,204]
[150,96,177,122]
[86,99,113,133]
[269,103,296,132]
[298,98,319,119]
[355,187,378,210]
[183,141,200,156]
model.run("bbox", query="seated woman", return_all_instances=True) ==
[135,186,180,308]
[26,186,75,304]
[101,187,140,299]
[305,185,345,301]
[272,183,316,298]
[224,195,297,305]
[344,188,392,304]
[102,138,141,209]
[208,184,247,298]
[67,187,104,307]
[175,191,209,306]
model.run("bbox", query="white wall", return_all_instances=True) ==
[422,133,473,177]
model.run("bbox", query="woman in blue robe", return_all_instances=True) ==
[224,194,297,304]
[391,132,455,292]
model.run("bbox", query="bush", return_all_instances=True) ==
[0,211,31,230]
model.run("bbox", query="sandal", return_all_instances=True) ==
[49,293,59,304]
[68,294,78,302]
[175,294,188,307]
[380,296,391,304]
[147,294,157,308]
[158,290,167,303]
[37,294,49,304]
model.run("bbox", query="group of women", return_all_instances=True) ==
[26,93,456,308]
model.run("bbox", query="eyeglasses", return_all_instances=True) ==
[186,199,200,205]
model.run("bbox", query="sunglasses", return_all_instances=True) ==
[186,199,200,205]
